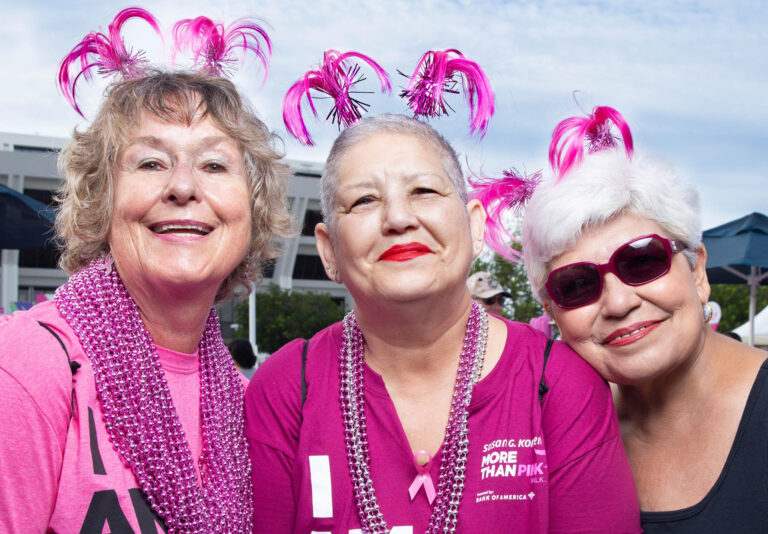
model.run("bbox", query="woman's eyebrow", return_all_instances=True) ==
[337,179,378,192]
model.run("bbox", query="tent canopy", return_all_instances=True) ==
[0,183,56,250]
[703,212,768,345]
[704,212,768,284]
[733,305,768,346]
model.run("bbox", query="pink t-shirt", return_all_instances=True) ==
[0,301,204,533]
[245,319,641,533]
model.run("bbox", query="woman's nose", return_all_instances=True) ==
[381,196,418,234]
[162,162,200,204]
[599,273,642,318]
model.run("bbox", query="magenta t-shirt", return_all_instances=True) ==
[0,300,208,533]
[245,319,641,533]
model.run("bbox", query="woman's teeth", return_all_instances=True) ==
[152,224,210,235]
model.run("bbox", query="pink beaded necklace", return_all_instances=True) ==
[54,257,252,533]
[339,302,488,533]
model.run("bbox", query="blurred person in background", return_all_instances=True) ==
[229,338,258,379]
[466,270,512,316]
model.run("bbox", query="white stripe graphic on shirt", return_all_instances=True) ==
[309,455,333,518]
[350,528,413,534]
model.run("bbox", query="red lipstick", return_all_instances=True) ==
[378,242,432,262]
[603,321,661,347]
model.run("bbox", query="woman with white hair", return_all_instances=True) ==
[245,113,641,533]
[484,106,768,532]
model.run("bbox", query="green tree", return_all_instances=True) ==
[470,247,544,324]
[234,284,345,353]
[708,284,768,333]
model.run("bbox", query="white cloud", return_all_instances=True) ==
[0,0,765,228]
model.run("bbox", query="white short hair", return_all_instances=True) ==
[522,148,702,301]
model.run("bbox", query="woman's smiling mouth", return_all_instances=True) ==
[603,321,661,347]
[149,221,213,237]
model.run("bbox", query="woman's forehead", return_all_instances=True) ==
[347,130,436,155]
[337,133,444,177]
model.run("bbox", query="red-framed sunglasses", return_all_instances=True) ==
[546,234,687,310]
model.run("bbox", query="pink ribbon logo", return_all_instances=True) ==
[408,450,436,504]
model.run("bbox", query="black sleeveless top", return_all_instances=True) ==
[641,358,768,533]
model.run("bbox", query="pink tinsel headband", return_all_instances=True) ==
[473,104,635,262]
[282,50,391,146]
[282,47,495,145]
[58,8,271,118]
[468,168,540,262]
[401,49,494,139]
[172,15,271,79]
[549,105,633,181]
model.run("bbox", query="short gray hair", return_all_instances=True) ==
[320,114,466,227]
[522,148,702,301]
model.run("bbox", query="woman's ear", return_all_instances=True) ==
[466,198,487,258]
[315,222,342,284]
[693,245,711,305]
[542,299,553,318]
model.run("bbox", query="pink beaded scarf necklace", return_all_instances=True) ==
[339,301,488,533]
[54,257,252,533]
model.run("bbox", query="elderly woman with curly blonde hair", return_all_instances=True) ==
[0,68,292,532]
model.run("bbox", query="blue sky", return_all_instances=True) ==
[1,0,765,230]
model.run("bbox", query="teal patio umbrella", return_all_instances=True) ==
[703,212,768,346]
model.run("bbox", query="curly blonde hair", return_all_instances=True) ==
[56,71,294,301]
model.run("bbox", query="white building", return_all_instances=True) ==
[0,131,351,336]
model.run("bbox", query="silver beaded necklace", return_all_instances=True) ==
[339,302,488,533]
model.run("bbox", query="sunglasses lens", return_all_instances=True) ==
[548,264,602,309]
[614,237,670,285]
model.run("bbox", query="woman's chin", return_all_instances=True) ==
[130,265,227,301]
[366,281,453,307]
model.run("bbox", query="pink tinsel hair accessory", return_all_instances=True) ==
[172,16,271,79]
[468,168,541,262]
[282,50,391,146]
[401,49,495,138]
[58,7,162,117]
[549,105,633,181]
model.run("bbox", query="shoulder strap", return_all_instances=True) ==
[37,321,79,420]
[301,339,309,409]
[538,338,554,405]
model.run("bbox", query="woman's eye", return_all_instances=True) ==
[204,162,227,173]
[350,196,375,209]
[413,187,438,195]
[137,160,162,171]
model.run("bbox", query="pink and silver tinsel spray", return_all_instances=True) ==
[58,7,162,117]
[468,169,541,261]
[401,49,494,138]
[172,16,271,79]
[283,50,391,146]
[549,105,633,181]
